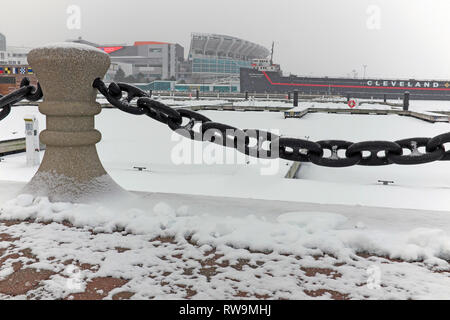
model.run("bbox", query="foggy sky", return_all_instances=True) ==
[2,0,450,80]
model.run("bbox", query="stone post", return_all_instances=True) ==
[24,43,125,202]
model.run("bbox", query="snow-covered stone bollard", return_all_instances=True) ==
[23,43,125,202]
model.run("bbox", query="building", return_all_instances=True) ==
[0,33,6,51]
[68,38,185,82]
[67,37,100,47]
[0,63,37,95]
[68,34,269,84]
[177,60,192,83]
[0,46,30,65]
[97,41,184,82]
[0,34,30,65]
[188,33,270,83]
[138,80,239,93]
[0,34,36,95]
[104,62,133,82]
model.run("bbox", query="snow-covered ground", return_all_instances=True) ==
[289,100,450,115]
[0,99,449,300]
[98,97,229,107]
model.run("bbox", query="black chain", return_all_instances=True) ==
[0,78,43,121]
[94,78,449,167]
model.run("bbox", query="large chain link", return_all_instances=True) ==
[0,78,43,121]
[93,79,450,167]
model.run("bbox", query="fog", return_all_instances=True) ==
[2,0,450,79]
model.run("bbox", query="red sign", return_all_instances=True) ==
[348,100,357,108]
[97,46,124,54]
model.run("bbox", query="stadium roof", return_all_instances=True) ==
[189,33,270,60]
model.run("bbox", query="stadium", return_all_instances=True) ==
[188,33,270,83]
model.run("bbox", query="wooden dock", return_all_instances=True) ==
[188,104,293,112]
[284,162,302,179]
[284,107,450,123]
[0,138,26,156]
[11,100,449,123]
[0,138,46,156]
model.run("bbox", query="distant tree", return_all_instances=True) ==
[136,72,146,83]
[155,76,162,81]
[124,75,137,83]
[178,79,186,84]
[169,76,176,81]
[114,67,126,82]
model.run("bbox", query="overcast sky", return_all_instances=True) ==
[2,0,450,79]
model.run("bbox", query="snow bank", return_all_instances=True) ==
[23,172,128,203]
[1,193,450,267]
[35,42,106,54]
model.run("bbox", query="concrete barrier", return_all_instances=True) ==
[23,43,125,202]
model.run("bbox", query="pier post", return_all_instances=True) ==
[293,90,299,107]
[403,91,410,111]
[383,94,387,103]
[245,91,248,100]
[23,43,125,202]
[196,89,200,100]
[149,89,153,98]
[288,92,291,100]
